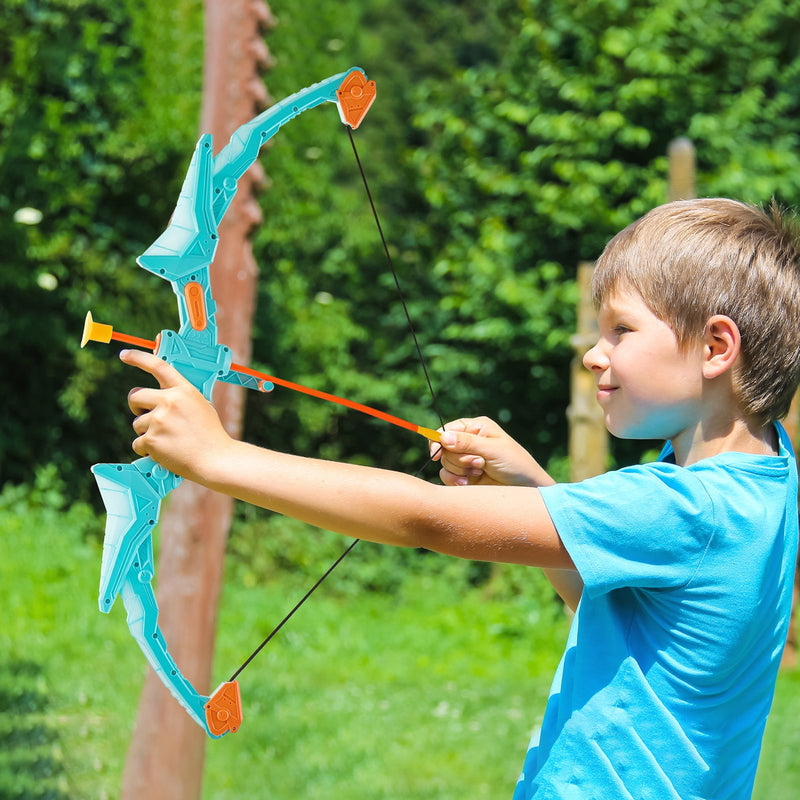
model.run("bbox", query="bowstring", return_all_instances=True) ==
[229,126,444,682]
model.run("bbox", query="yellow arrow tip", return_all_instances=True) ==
[81,311,114,348]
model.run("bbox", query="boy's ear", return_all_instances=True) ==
[702,315,741,379]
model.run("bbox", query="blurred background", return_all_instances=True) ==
[1,0,799,797]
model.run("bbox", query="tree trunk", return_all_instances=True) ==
[121,3,274,797]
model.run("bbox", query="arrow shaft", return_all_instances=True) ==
[230,362,440,441]
[111,331,157,349]
[106,330,440,442]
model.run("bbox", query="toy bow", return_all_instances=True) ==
[89,69,378,738]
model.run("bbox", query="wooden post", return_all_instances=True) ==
[121,3,275,798]
[567,262,608,482]
[667,137,696,201]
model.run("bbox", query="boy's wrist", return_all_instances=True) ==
[191,435,248,491]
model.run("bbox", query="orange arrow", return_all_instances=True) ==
[81,312,442,443]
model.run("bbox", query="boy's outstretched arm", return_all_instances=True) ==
[433,417,584,610]
[121,350,575,570]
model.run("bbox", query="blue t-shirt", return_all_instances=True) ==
[514,424,798,800]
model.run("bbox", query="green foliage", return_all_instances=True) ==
[240,0,800,479]
[0,660,69,800]
[4,0,800,490]
[0,0,202,497]
[241,1,542,471]
[391,0,800,462]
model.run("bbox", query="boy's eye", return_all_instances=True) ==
[613,325,632,336]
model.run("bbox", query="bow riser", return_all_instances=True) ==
[154,330,233,400]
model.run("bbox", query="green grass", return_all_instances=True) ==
[0,485,568,798]
[753,664,800,800]
[0,493,142,799]
[2,483,798,798]
[204,575,565,799]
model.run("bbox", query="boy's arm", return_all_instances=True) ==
[122,350,575,570]
[434,417,584,611]
[540,568,583,612]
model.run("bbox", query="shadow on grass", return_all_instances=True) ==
[0,659,69,800]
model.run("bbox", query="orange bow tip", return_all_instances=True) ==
[337,71,376,129]
[205,680,243,736]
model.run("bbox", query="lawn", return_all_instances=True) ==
[0,485,568,799]
[1,481,797,798]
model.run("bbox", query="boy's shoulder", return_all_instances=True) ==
[539,424,797,597]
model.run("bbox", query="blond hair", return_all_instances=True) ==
[593,198,800,425]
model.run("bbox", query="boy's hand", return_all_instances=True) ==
[433,417,554,488]
[120,349,233,482]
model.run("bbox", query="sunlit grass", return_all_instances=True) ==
[2,489,797,799]
[1,493,568,798]
[754,663,800,800]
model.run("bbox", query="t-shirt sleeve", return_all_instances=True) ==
[539,463,716,598]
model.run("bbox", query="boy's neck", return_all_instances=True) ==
[671,416,778,466]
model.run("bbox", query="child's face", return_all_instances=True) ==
[583,290,705,441]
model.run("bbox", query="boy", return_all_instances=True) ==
[121,198,799,799]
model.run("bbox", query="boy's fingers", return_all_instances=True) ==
[432,418,505,473]
[128,387,161,417]
[119,349,188,390]
[437,430,487,475]
[438,466,470,487]
[131,432,149,457]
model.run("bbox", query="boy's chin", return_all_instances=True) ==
[606,418,668,441]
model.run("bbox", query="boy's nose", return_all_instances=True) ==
[582,340,608,372]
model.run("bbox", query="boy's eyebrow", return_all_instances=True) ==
[598,298,627,319]
[600,291,643,315]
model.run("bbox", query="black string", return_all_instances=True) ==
[346,126,446,430]
[229,126,443,682]
[229,538,359,681]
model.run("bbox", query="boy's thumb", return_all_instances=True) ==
[439,430,461,449]
[440,429,491,459]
